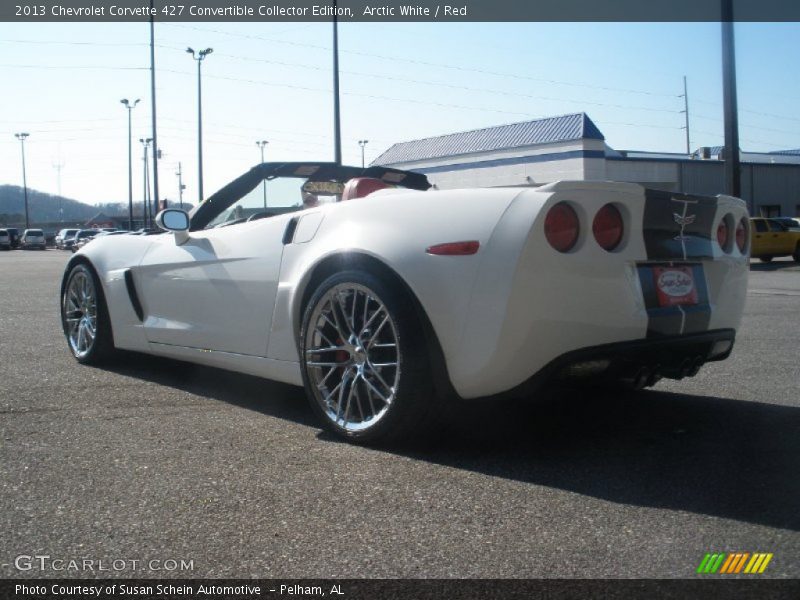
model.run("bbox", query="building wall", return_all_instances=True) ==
[388,144,800,217]
[387,139,606,189]
[610,159,800,216]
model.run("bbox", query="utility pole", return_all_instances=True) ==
[176,162,185,208]
[187,47,213,203]
[121,98,140,230]
[332,0,342,165]
[15,133,30,229]
[149,0,160,220]
[140,138,152,229]
[256,140,268,209]
[52,156,65,222]
[680,76,691,156]
[721,0,742,202]
[358,139,369,168]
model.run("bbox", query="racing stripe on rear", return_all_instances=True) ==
[642,189,717,260]
[637,264,711,338]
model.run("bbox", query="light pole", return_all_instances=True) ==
[139,138,152,229]
[721,0,742,203]
[256,140,268,209]
[187,47,213,204]
[176,162,185,208]
[121,98,140,230]
[332,0,342,165]
[358,139,369,168]
[14,133,30,229]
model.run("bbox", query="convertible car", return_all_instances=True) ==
[60,162,750,443]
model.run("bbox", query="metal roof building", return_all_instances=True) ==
[373,113,800,218]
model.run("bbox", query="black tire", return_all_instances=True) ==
[793,243,800,263]
[61,262,115,364]
[760,256,773,263]
[299,269,437,445]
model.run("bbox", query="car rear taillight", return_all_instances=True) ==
[592,204,624,252]
[544,202,579,252]
[735,218,748,252]
[717,218,730,250]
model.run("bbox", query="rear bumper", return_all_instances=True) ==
[497,329,736,399]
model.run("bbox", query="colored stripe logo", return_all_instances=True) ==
[697,552,773,574]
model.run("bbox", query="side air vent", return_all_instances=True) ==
[123,269,144,321]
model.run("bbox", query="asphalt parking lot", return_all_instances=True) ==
[0,250,798,579]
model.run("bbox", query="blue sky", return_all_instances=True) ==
[1,21,798,206]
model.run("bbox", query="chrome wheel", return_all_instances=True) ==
[304,283,400,433]
[64,267,98,359]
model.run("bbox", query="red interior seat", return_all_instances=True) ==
[341,177,391,201]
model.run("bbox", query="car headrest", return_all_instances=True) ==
[341,177,392,201]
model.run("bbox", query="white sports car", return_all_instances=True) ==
[60,162,750,443]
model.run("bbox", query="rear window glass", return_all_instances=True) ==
[26,230,43,236]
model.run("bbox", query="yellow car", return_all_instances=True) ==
[750,218,800,262]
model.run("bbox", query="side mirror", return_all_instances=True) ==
[155,209,190,245]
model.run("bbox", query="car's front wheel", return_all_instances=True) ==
[793,243,800,263]
[300,269,436,444]
[61,263,115,364]
[760,256,773,263]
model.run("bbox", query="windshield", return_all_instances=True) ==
[190,162,430,232]
[204,176,342,229]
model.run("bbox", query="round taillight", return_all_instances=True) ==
[735,218,748,252]
[544,202,580,252]
[592,204,624,251]
[717,218,729,250]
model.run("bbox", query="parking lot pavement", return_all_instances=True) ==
[0,251,798,579]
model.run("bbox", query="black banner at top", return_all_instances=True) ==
[3,0,800,22]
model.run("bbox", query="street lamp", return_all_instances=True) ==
[139,137,153,229]
[256,140,268,209]
[358,139,369,168]
[120,98,140,230]
[187,46,213,204]
[14,133,30,229]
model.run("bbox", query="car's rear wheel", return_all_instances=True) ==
[61,263,115,364]
[300,270,435,444]
[793,243,800,263]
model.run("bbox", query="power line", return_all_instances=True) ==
[162,23,683,99]
[0,64,148,71]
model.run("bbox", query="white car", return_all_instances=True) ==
[56,228,79,250]
[21,228,46,250]
[59,162,750,444]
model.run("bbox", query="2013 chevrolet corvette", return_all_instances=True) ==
[60,162,750,443]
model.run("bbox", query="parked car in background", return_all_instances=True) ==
[750,218,800,262]
[63,230,86,251]
[5,227,20,249]
[56,228,80,249]
[21,229,46,250]
[770,217,800,231]
[70,229,101,253]
[0,229,10,250]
